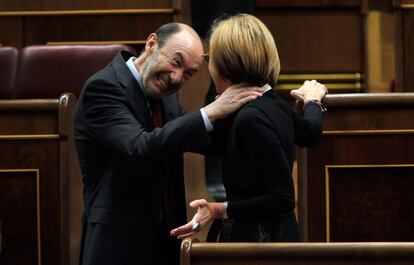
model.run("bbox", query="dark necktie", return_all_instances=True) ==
[148,98,163,127]
[148,98,176,228]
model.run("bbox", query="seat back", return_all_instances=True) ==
[13,44,136,99]
[0,46,18,99]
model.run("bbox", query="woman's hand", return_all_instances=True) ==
[290,80,328,102]
[170,199,224,239]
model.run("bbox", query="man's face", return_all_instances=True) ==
[141,30,204,98]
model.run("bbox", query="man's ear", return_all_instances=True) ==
[145,33,158,55]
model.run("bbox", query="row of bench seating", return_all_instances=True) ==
[0,44,136,99]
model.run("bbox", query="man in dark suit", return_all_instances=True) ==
[74,22,262,265]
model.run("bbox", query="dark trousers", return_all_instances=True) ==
[80,221,180,265]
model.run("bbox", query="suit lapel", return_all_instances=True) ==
[112,51,153,130]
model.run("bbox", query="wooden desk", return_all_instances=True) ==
[181,238,414,265]
[0,93,82,265]
[297,93,414,242]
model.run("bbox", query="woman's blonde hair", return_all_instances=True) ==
[209,13,280,87]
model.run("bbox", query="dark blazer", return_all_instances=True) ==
[74,51,210,265]
[216,91,323,242]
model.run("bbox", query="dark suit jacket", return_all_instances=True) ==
[215,91,323,242]
[74,51,210,265]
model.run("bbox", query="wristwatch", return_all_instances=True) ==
[304,99,327,112]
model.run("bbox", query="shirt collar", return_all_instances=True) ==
[262,83,272,93]
[126,56,147,97]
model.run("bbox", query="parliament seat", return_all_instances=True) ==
[0,44,136,265]
[297,93,414,242]
[0,47,18,99]
[12,44,136,99]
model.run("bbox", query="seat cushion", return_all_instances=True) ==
[13,44,137,99]
[0,46,18,99]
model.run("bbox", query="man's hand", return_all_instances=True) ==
[170,199,223,239]
[203,84,263,123]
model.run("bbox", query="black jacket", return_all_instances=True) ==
[216,91,323,242]
[74,51,210,265]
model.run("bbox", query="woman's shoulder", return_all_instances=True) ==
[234,92,294,130]
[233,95,270,124]
[240,92,290,115]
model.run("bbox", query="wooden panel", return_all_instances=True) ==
[47,41,145,54]
[0,94,82,265]
[0,0,172,11]
[401,0,414,5]
[305,134,414,241]
[0,17,23,47]
[0,141,61,265]
[327,165,414,242]
[258,9,362,72]
[276,73,363,95]
[401,11,414,91]
[395,0,414,91]
[0,170,39,265]
[256,0,361,8]
[0,113,58,134]
[0,0,180,48]
[181,239,414,265]
[297,93,414,242]
[323,106,414,130]
[0,101,59,135]
[23,14,171,46]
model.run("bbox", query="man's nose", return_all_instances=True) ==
[170,69,184,85]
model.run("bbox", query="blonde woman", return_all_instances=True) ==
[171,14,327,242]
